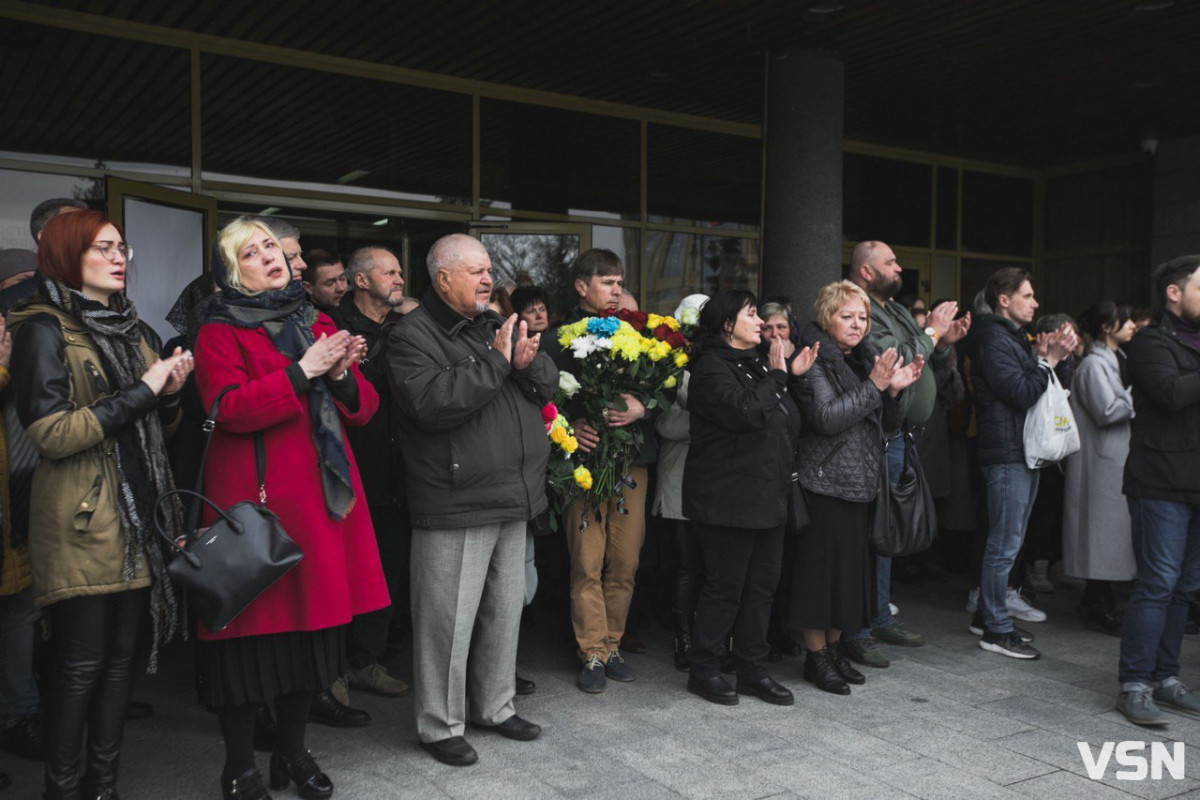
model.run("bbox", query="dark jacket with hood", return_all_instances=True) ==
[682,336,801,529]
[964,313,1061,468]
[794,322,906,503]
[387,289,558,529]
[1123,310,1200,503]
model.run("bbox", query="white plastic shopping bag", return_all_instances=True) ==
[1023,364,1081,469]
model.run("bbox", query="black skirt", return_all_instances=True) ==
[790,490,875,633]
[196,626,346,708]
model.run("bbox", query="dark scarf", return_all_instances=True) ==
[35,273,183,670]
[203,274,355,520]
[165,272,217,349]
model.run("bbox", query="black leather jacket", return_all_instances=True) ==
[794,322,905,503]
[1123,311,1200,503]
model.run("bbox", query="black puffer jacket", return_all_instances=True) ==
[387,290,558,529]
[794,323,905,503]
[1123,311,1200,503]
[964,314,1062,468]
[682,338,801,529]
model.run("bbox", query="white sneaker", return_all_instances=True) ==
[1006,588,1047,622]
[965,587,980,614]
[889,602,899,617]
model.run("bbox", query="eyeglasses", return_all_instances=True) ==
[90,241,133,262]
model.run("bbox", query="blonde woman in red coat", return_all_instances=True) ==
[193,216,388,799]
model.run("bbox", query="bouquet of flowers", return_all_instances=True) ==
[551,309,689,525]
[541,402,592,527]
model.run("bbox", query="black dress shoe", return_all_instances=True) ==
[125,700,153,720]
[736,676,794,706]
[0,712,43,760]
[222,767,271,799]
[687,674,739,705]
[515,674,536,696]
[477,714,541,741]
[309,691,371,728]
[269,751,332,799]
[254,704,278,753]
[803,647,850,695]
[421,735,478,767]
[829,642,866,685]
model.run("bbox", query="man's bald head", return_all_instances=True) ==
[427,233,494,317]
[426,233,488,280]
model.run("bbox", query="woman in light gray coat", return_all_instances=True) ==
[1062,301,1137,635]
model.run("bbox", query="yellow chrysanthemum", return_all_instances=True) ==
[563,436,578,453]
[557,321,587,347]
[662,375,677,389]
[574,466,593,490]
[550,426,568,445]
[610,333,642,362]
[674,352,689,368]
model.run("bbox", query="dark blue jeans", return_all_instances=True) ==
[848,433,904,641]
[1118,498,1200,687]
[0,587,39,727]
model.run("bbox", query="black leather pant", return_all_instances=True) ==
[671,520,703,621]
[43,589,147,800]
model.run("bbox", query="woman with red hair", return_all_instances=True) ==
[8,209,193,799]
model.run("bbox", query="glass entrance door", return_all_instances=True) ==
[471,222,591,320]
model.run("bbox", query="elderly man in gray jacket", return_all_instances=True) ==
[388,234,557,766]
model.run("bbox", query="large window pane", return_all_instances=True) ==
[644,232,759,314]
[202,56,471,200]
[0,168,103,249]
[647,125,761,228]
[0,23,190,167]
[1046,164,1152,252]
[843,154,932,248]
[936,166,958,250]
[481,100,639,218]
[961,172,1033,257]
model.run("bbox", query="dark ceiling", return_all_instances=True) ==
[9,0,1200,167]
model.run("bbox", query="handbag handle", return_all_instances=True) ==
[186,385,267,533]
[154,488,248,568]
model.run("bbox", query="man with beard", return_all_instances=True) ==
[1116,255,1200,725]
[840,241,970,669]
[328,247,412,700]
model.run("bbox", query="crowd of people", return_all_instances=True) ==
[0,197,1198,799]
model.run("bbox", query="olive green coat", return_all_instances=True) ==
[7,303,174,608]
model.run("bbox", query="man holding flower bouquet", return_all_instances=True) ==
[544,249,662,694]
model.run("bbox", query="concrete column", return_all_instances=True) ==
[760,49,844,322]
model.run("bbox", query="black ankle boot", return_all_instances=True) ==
[269,751,332,799]
[222,768,272,800]
[803,647,850,695]
[827,642,866,685]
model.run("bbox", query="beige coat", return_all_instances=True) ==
[0,365,25,596]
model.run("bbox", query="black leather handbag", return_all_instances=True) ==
[870,432,937,557]
[154,386,303,632]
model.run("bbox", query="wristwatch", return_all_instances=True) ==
[924,326,939,343]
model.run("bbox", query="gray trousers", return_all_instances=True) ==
[411,520,525,742]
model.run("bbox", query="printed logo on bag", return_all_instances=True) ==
[1054,414,1072,430]
[204,534,218,546]
[1077,741,1184,780]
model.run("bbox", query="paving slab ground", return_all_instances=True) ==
[6,574,1200,799]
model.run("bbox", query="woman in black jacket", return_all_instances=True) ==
[682,290,816,706]
[793,281,920,695]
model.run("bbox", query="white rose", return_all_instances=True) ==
[679,307,700,326]
[559,370,581,398]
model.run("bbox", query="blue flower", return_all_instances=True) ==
[586,317,620,337]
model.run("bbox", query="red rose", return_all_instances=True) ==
[666,331,688,349]
[653,324,672,341]
[598,309,617,318]
[541,403,558,424]
[616,309,649,331]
